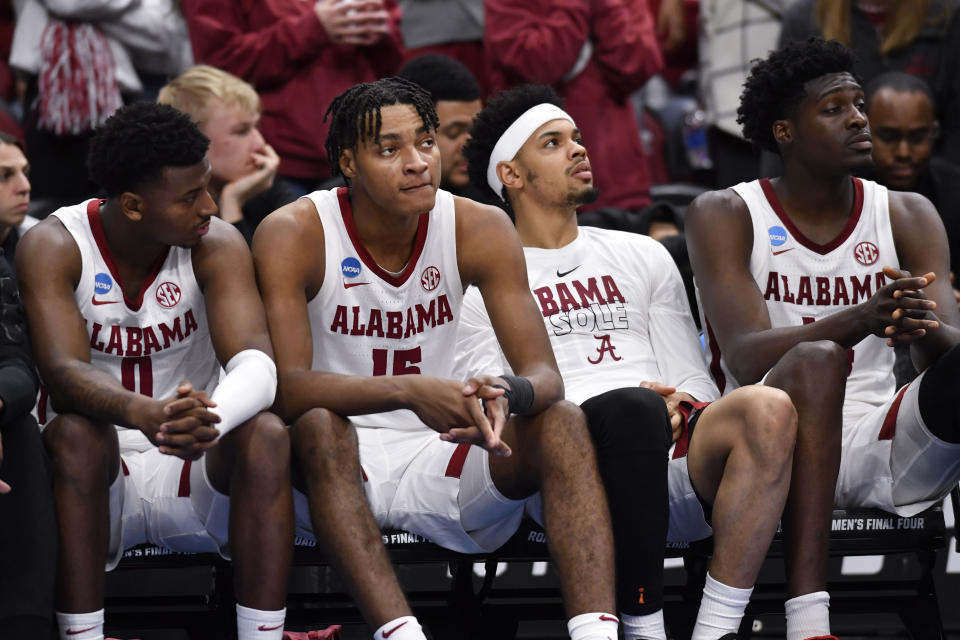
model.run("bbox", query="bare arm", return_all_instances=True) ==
[888,191,960,370]
[193,218,275,363]
[685,189,928,384]
[455,197,563,411]
[16,220,170,435]
[253,199,492,440]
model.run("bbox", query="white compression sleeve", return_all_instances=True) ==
[209,349,277,437]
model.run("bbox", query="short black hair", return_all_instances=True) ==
[864,71,935,109]
[87,102,209,197]
[464,84,564,206]
[324,77,439,179]
[738,37,859,154]
[397,54,482,104]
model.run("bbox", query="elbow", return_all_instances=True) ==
[535,369,564,408]
[273,373,303,425]
[726,355,763,386]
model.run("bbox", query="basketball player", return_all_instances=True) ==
[686,38,960,640]
[17,103,293,640]
[158,65,294,245]
[252,77,618,640]
[396,54,495,205]
[456,83,810,640]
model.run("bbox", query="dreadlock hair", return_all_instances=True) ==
[738,37,858,155]
[87,102,209,197]
[324,77,439,180]
[463,83,564,214]
[397,54,482,104]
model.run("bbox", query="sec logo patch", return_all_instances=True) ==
[155,282,182,308]
[421,266,441,292]
[854,241,879,266]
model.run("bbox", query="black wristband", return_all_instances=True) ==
[494,375,534,415]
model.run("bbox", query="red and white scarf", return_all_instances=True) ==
[37,18,122,135]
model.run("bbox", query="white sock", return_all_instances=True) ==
[567,612,619,640]
[56,610,104,640]
[785,591,830,640]
[622,609,666,639]
[373,616,426,640]
[691,572,753,640]
[236,603,286,640]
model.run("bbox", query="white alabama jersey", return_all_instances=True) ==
[305,187,464,431]
[38,199,220,450]
[700,177,898,425]
[456,226,718,406]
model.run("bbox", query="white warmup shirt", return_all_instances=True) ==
[455,226,718,405]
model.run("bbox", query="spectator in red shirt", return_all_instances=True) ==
[181,0,403,193]
[483,0,664,213]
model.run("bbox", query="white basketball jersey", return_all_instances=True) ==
[38,200,220,450]
[700,178,898,425]
[305,187,464,431]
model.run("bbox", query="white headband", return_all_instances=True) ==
[486,103,575,197]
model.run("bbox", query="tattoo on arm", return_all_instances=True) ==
[49,361,135,427]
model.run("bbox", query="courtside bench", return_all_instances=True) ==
[104,502,947,640]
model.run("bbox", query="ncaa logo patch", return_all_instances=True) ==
[854,241,879,266]
[155,282,182,308]
[94,272,113,294]
[421,266,441,292]
[341,257,362,278]
[768,226,788,247]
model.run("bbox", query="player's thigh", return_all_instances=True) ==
[839,373,960,514]
[137,449,221,557]
[666,456,713,543]
[686,386,795,503]
[490,400,589,499]
[391,436,525,553]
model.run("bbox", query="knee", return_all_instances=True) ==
[290,408,356,466]
[779,340,848,386]
[42,414,114,472]
[735,386,798,467]
[234,412,289,469]
[583,387,670,452]
[537,399,591,445]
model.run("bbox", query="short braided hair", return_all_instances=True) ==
[324,77,439,179]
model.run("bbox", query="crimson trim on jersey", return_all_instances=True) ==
[86,199,171,311]
[121,458,129,476]
[444,443,471,478]
[178,460,192,497]
[671,400,712,460]
[878,383,910,441]
[336,187,429,288]
[759,177,864,255]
